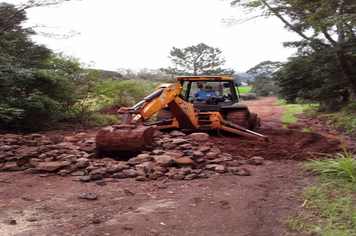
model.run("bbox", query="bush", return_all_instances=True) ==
[240,92,257,100]
[9,95,62,131]
[93,79,160,108]
[338,103,356,134]
[304,146,356,181]
[81,113,120,127]
[0,106,25,131]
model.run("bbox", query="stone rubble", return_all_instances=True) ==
[0,130,264,181]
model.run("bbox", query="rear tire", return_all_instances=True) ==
[226,109,250,129]
[249,113,260,130]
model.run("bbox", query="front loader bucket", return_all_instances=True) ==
[96,125,154,158]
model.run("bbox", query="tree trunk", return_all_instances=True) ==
[335,52,356,100]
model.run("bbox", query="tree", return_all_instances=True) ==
[0,1,78,40]
[275,48,349,110]
[0,2,52,68]
[247,61,282,96]
[230,0,356,99]
[232,74,242,86]
[160,43,235,77]
[0,2,27,37]
[0,2,100,131]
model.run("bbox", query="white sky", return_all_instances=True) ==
[7,0,300,72]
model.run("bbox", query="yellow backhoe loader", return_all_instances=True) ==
[96,76,268,157]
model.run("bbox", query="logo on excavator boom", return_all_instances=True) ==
[159,93,167,103]
[180,101,190,116]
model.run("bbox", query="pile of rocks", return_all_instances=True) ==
[0,130,264,181]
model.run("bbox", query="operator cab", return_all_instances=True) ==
[176,76,239,112]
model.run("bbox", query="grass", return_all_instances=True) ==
[287,146,356,235]
[237,86,252,93]
[274,99,315,124]
[280,105,305,123]
[305,146,356,181]
[274,100,356,235]
[301,128,312,132]
[274,100,317,133]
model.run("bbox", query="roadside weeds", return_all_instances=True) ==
[275,100,356,235]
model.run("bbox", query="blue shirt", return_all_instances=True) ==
[193,90,218,100]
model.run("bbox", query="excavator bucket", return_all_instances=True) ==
[95,83,184,158]
[95,125,155,157]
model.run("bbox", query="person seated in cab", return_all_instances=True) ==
[191,85,218,103]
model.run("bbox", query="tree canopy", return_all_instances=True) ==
[247,61,281,96]
[0,1,173,132]
[160,43,235,77]
[230,0,356,101]
[0,2,102,131]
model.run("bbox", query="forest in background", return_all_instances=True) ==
[1,1,356,135]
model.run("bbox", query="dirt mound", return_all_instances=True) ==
[208,127,340,161]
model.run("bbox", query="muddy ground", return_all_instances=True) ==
[0,96,354,236]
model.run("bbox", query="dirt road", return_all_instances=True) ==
[0,96,341,236]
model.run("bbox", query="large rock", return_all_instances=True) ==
[75,158,90,168]
[174,158,198,168]
[79,142,96,153]
[1,162,20,171]
[123,169,138,178]
[48,134,65,144]
[66,133,89,143]
[0,145,12,152]
[89,170,103,180]
[50,142,79,150]
[126,154,152,165]
[171,139,186,145]
[247,156,264,165]
[215,165,228,173]
[36,161,71,172]
[205,151,219,160]
[154,155,173,167]
[169,131,186,137]
[106,163,127,173]
[163,151,183,159]
[188,133,209,142]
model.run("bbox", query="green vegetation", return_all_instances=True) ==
[287,147,356,235]
[305,147,356,181]
[0,2,172,132]
[280,105,304,123]
[2,1,356,135]
[301,128,312,132]
[297,102,356,136]
[237,86,252,93]
[339,103,356,134]
[274,99,314,124]
[230,0,356,112]
[246,61,281,96]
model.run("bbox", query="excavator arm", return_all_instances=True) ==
[95,83,199,156]
[119,83,199,129]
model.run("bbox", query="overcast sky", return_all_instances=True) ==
[9,0,300,72]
